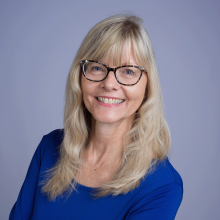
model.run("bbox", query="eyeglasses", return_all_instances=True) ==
[80,60,147,86]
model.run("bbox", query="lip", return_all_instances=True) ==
[95,96,125,107]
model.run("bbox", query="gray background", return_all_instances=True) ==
[0,0,219,219]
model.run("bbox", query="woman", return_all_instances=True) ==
[10,14,183,219]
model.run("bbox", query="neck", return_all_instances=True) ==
[84,117,133,165]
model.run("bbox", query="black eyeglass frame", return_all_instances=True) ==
[80,60,147,86]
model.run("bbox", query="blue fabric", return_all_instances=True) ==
[10,129,183,220]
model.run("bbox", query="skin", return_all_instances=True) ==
[79,47,147,187]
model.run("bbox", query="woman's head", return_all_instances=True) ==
[66,14,162,127]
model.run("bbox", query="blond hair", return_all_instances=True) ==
[42,14,170,199]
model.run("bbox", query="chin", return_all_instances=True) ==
[93,114,122,124]
[96,118,119,124]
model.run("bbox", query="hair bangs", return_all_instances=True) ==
[84,22,146,68]
[93,38,146,69]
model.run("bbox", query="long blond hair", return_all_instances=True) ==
[42,14,170,199]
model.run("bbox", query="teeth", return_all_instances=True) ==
[97,97,124,104]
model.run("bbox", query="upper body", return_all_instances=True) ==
[10,14,183,219]
[10,129,183,220]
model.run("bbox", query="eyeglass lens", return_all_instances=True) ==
[83,61,141,85]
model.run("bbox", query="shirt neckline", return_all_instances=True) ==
[76,182,98,192]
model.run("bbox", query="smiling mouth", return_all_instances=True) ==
[96,97,124,104]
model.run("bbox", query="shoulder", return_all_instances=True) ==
[149,157,183,189]
[127,158,183,218]
[141,157,183,191]
[42,129,64,146]
[35,129,64,168]
[133,157,183,203]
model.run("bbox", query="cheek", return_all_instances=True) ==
[81,78,90,107]
[81,76,91,96]
[82,89,91,110]
[81,77,98,111]
[128,83,147,103]
[138,78,147,103]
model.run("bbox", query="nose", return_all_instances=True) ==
[100,70,120,91]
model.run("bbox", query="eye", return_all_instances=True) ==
[117,67,140,79]
[89,63,106,72]
[124,69,135,75]
[92,66,102,71]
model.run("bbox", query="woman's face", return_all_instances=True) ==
[81,47,147,126]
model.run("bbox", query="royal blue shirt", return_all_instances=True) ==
[10,129,183,220]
